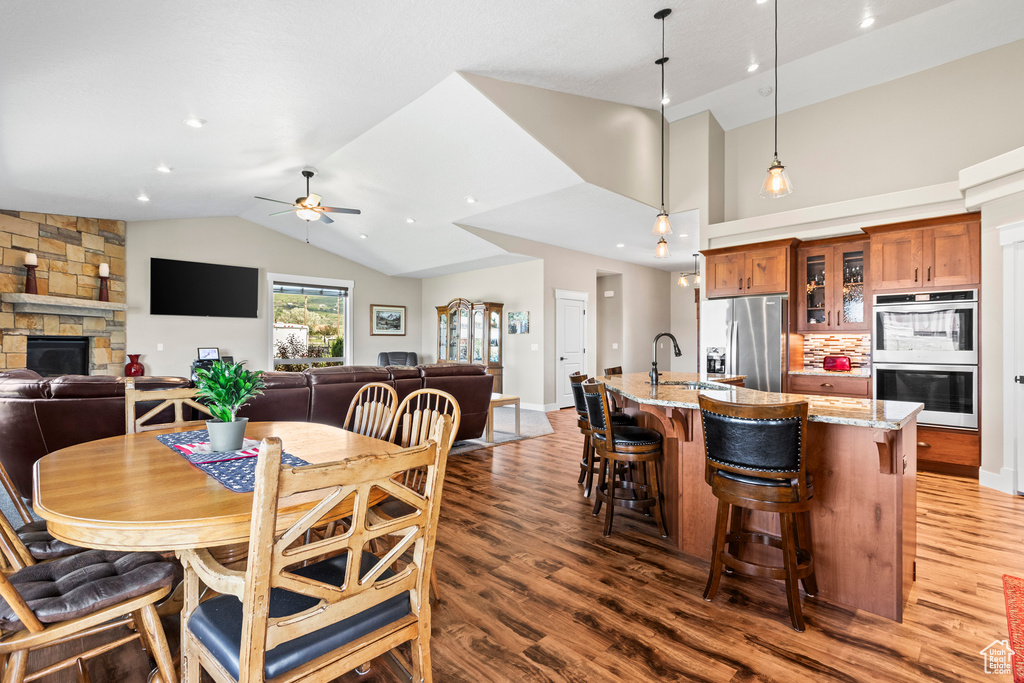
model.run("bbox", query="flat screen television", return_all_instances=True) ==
[150,258,258,318]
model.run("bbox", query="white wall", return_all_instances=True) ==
[420,260,544,406]
[724,38,1024,221]
[596,274,623,372]
[126,217,421,376]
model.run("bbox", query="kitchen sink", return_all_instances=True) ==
[646,381,730,390]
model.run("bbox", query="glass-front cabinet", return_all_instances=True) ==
[436,298,504,392]
[797,239,869,333]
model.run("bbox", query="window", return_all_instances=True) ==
[267,273,353,371]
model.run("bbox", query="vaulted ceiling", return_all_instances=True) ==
[1,0,1021,276]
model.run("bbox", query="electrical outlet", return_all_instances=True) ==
[530,343,539,351]
[612,343,619,349]
[157,343,164,351]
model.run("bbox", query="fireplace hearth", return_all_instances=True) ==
[27,336,90,376]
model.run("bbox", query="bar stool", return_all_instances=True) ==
[570,373,635,497]
[698,394,818,632]
[582,380,666,537]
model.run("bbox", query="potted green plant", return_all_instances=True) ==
[193,360,266,452]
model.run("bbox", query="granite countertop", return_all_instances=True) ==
[602,373,921,431]
[789,368,872,378]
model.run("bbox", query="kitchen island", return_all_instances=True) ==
[602,372,923,622]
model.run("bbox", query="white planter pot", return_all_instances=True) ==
[206,417,248,452]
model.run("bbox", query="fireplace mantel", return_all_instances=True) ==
[1,293,126,320]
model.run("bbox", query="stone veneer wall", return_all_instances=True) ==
[802,333,872,371]
[0,210,126,374]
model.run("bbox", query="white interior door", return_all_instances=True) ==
[556,290,588,408]
[1013,241,1024,493]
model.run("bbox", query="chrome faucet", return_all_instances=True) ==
[650,332,682,385]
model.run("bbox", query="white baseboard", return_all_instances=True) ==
[979,467,1016,495]
[516,402,561,412]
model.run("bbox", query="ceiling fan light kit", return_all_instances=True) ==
[651,8,673,257]
[255,168,362,230]
[760,0,794,199]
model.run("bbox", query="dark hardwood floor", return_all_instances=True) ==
[337,407,1024,682]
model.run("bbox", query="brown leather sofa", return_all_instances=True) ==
[0,363,493,501]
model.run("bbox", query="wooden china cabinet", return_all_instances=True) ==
[436,298,504,392]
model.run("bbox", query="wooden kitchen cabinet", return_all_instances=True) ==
[702,239,798,299]
[866,214,980,292]
[916,425,980,475]
[796,237,869,333]
[788,373,870,398]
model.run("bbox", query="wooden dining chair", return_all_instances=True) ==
[343,382,398,440]
[0,461,81,572]
[178,416,454,683]
[125,377,212,433]
[0,519,177,682]
[388,388,461,450]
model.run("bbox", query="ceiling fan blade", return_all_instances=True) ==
[318,212,335,224]
[268,209,296,216]
[321,206,361,215]
[255,196,296,206]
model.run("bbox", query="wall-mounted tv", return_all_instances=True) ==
[150,258,259,318]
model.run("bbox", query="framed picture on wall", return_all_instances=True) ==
[508,311,529,334]
[370,305,406,336]
[197,347,220,360]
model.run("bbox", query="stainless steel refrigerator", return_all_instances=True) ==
[700,295,788,392]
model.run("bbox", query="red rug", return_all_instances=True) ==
[1003,574,1024,682]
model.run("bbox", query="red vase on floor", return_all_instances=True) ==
[124,354,145,377]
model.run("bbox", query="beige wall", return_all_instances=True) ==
[596,274,623,373]
[462,226,671,406]
[126,217,421,376]
[670,281,699,373]
[724,38,1024,221]
[465,73,663,209]
[420,260,545,406]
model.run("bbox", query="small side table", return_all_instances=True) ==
[486,393,520,443]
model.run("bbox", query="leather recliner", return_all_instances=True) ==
[376,351,418,367]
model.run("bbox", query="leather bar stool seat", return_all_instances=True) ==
[592,425,662,448]
[699,394,818,632]
[569,373,636,497]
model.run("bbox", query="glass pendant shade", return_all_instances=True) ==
[296,208,320,221]
[652,212,673,236]
[654,237,669,259]
[760,157,793,199]
[678,273,688,287]
[695,272,701,285]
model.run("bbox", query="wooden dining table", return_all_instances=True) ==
[33,421,400,552]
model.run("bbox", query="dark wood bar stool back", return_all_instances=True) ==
[698,394,818,632]
[570,373,636,497]
[582,380,666,537]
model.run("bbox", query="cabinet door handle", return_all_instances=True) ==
[914,267,918,282]
[739,278,743,290]
[917,441,931,449]
[821,383,834,388]
[747,277,751,289]
[927,266,931,282]
[827,311,831,326]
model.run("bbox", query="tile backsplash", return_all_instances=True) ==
[803,334,871,370]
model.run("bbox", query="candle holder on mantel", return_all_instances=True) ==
[24,265,38,295]
[98,263,110,302]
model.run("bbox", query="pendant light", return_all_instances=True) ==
[677,253,701,287]
[760,0,793,199]
[652,8,672,257]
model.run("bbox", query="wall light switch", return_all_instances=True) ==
[531,343,539,351]
[604,290,615,298]
[612,343,619,350]
[157,343,164,351]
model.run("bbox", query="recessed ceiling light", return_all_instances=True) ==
[183,118,206,128]
[678,233,689,238]
[616,243,625,248]
[756,0,768,4]
[464,196,476,204]
[155,165,172,173]
[406,218,415,224]
[661,94,671,106]
[137,195,150,202]
[747,63,759,73]
[359,233,368,239]
[860,16,875,28]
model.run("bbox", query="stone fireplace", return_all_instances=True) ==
[0,210,126,375]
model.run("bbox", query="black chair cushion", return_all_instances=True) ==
[0,550,177,631]
[17,520,83,561]
[188,552,411,680]
[592,425,662,447]
[578,411,635,427]
[701,411,801,472]
[373,497,417,519]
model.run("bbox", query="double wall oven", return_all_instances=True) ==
[872,289,978,429]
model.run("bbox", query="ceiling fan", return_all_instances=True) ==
[255,168,361,224]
